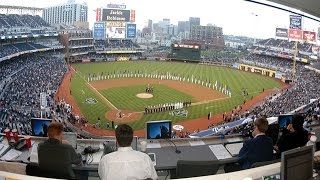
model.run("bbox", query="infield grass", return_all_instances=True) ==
[71,61,282,130]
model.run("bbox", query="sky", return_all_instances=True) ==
[0,0,319,39]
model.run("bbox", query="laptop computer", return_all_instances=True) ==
[63,132,77,149]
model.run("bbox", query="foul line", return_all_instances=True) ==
[70,66,119,111]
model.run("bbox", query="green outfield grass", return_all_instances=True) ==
[99,84,193,111]
[71,61,282,130]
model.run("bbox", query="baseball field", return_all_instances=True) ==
[65,61,283,132]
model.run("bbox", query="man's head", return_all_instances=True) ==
[115,124,133,147]
[253,118,269,137]
[47,122,64,141]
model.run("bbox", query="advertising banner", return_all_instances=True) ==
[93,22,105,39]
[130,10,136,22]
[106,26,126,39]
[107,3,126,9]
[106,22,126,27]
[303,31,316,42]
[275,28,288,38]
[126,24,136,38]
[289,29,302,40]
[96,8,102,22]
[289,15,302,30]
[102,9,130,22]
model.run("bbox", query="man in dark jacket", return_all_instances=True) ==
[225,118,274,172]
[38,122,82,179]
[275,114,309,153]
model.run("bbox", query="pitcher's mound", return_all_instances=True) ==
[136,93,153,99]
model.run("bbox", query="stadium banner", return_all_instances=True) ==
[275,72,283,79]
[312,46,320,54]
[277,53,290,59]
[96,8,102,22]
[130,10,136,22]
[40,92,47,110]
[106,22,126,27]
[106,26,126,39]
[275,28,288,38]
[239,64,276,78]
[303,31,316,42]
[289,15,302,30]
[288,29,302,40]
[107,3,126,9]
[93,22,105,39]
[102,9,130,22]
[126,24,137,38]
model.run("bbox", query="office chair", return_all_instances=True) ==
[175,160,220,178]
[26,163,76,180]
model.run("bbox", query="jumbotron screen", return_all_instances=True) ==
[169,44,201,62]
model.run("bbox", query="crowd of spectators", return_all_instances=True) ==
[0,54,68,135]
[0,43,50,59]
[95,39,139,50]
[0,56,32,82]
[260,38,313,52]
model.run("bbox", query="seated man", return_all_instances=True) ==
[275,114,309,153]
[99,124,158,180]
[225,118,274,172]
[38,122,82,179]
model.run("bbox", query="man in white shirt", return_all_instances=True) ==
[99,124,158,180]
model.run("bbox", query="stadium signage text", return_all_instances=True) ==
[107,3,126,9]
[275,28,288,38]
[303,31,316,42]
[289,15,302,30]
[106,22,126,27]
[102,9,131,22]
[173,44,200,49]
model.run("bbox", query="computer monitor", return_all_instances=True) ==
[63,132,77,149]
[103,136,138,154]
[146,120,172,139]
[281,145,314,180]
[31,118,52,137]
[278,114,293,129]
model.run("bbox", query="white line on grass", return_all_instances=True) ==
[70,66,119,111]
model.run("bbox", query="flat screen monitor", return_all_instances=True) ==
[146,120,172,139]
[278,114,293,129]
[63,132,77,149]
[31,118,52,137]
[281,145,314,180]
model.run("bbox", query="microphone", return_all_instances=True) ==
[165,138,181,154]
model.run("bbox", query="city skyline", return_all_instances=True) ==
[0,0,319,40]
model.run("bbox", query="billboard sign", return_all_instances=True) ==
[289,15,302,30]
[130,10,136,22]
[102,9,130,22]
[289,29,302,40]
[303,31,316,42]
[126,24,136,38]
[96,8,102,22]
[107,3,126,9]
[106,26,126,39]
[40,92,47,110]
[275,28,288,38]
[93,22,105,39]
[106,22,126,27]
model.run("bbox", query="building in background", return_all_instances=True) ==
[189,17,200,32]
[187,24,225,49]
[43,1,88,26]
[178,21,186,34]
[148,20,153,31]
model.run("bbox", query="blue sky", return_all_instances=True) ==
[0,0,319,39]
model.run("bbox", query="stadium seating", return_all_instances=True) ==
[0,14,49,30]
[95,39,139,50]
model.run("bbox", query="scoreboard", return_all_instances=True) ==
[169,44,201,62]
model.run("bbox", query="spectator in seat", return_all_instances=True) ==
[225,118,273,172]
[38,122,82,179]
[275,114,309,153]
[99,124,158,180]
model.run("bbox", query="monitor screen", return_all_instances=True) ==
[278,115,293,129]
[281,145,314,180]
[31,118,52,137]
[146,120,172,139]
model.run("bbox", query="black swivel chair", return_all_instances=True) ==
[175,160,220,179]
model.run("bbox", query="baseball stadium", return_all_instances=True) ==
[0,0,319,179]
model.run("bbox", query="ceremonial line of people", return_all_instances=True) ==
[144,100,192,114]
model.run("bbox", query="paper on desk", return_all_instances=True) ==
[147,143,161,149]
[90,151,104,165]
[189,140,205,146]
[30,143,38,163]
[226,137,243,143]
[0,149,22,161]
[208,144,232,160]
